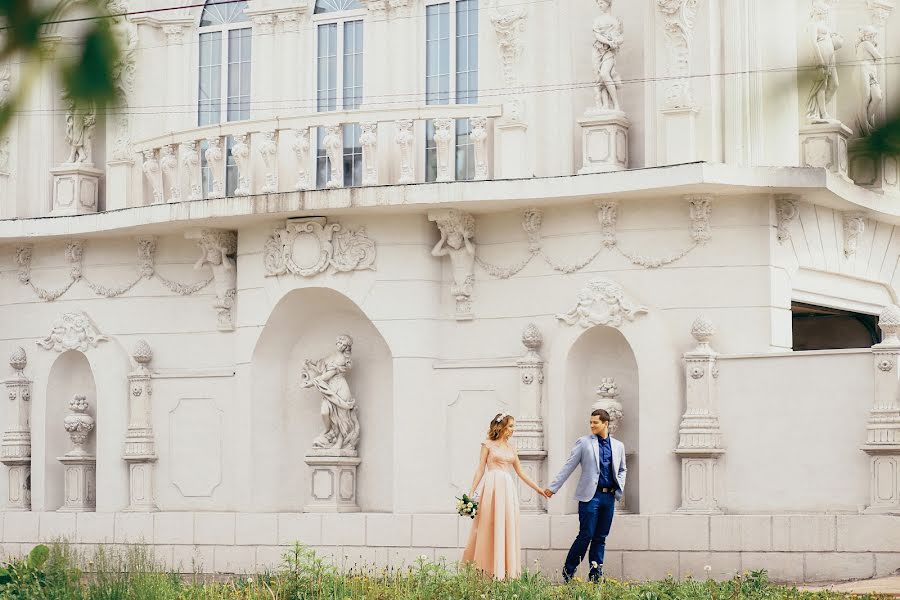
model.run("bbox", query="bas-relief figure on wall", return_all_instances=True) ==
[300,334,360,454]
[591,0,624,113]
[806,0,843,124]
[856,25,883,135]
[429,210,476,319]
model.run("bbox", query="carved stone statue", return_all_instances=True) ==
[806,1,843,123]
[62,93,96,166]
[429,210,476,318]
[193,230,237,331]
[300,335,360,453]
[856,25,883,135]
[591,0,624,113]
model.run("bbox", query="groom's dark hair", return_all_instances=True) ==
[591,409,610,422]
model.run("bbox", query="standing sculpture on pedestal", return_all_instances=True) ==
[52,94,102,215]
[301,335,362,513]
[806,1,843,124]
[300,334,360,453]
[590,0,623,113]
[63,95,97,166]
[856,25,883,135]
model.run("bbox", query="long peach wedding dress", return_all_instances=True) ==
[462,439,522,579]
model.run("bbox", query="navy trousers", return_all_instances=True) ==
[563,489,616,582]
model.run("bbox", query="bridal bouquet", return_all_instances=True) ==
[456,493,478,519]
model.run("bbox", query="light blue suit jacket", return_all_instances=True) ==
[548,434,627,502]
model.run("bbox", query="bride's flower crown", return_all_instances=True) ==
[494,412,509,423]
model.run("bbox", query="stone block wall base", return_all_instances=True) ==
[50,165,102,216]
[304,454,361,513]
[799,122,852,182]
[577,111,629,175]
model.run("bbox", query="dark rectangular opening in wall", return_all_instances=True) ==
[791,302,880,351]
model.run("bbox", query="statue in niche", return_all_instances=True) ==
[856,25,883,135]
[591,0,624,113]
[430,210,476,313]
[300,334,360,453]
[62,93,97,166]
[806,1,843,124]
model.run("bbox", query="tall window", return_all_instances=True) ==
[198,0,251,197]
[425,0,478,182]
[315,0,365,188]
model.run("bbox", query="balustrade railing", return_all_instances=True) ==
[132,105,501,206]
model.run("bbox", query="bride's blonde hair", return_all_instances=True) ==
[487,413,514,441]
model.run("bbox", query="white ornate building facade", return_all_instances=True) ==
[0,0,898,583]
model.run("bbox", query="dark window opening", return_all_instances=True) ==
[791,302,880,351]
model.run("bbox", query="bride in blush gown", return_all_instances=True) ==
[462,413,549,579]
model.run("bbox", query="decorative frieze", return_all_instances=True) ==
[124,340,157,511]
[429,210,477,320]
[863,305,900,514]
[675,315,724,515]
[188,229,238,331]
[513,324,547,513]
[1,348,32,510]
[556,278,648,329]
[264,217,377,277]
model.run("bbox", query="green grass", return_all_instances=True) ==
[0,543,888,600]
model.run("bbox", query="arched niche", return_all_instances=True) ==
[44,350,97,511]
[564,325,640,513]
[250,287,394,511]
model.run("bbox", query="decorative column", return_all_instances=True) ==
[258,130,279,193]
[58,395,96,512]
[292,128,312,191]
[578,0,629,174]
[428,209,476,320]
[181,141,202,201]
[105,0,138,210]
[592,377,633,514]
[433,119,454,182]
[656,0,701,164]
[675,316,724,514]
[1,348,32,511]
[469,117,489,180]
[862,305,900,514]
[322,125,343,189]
[395,120,415,184]
[159,145,180,202]
[141,149,164,204]
[123,340,157,511]
[359,123,378,186]
[512,324,547,513]
[232,134,252,196]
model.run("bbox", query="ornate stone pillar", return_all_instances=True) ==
[359,123,378,186]
[232,134,252,196]
[512,324,547,513]
[1,348,32,511]
[123,340,157,511]
[675,316,724,514]
[58,395,96,512]
[656,0,701,164]
[258,130,279,193]
[292,128,312,191]
[427,209,476,320]
[322,125,344,189]
[141,149,164,204]
[862,305,900,514]
[591,377,633,514]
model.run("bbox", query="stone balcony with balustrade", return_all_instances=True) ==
[126,104,502,210]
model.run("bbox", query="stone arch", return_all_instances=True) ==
[546,309,683,515]
[29,321,131,512]
[249,287,394,512]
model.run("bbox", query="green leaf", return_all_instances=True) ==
[27,545,49,569]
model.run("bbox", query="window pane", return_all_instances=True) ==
[317,24,338,112]
[426,4,450,105]
[316,127,329,188]
[425,119,437,182]
[455,118,474,181]
[456,0,478,104]
[343,21,364,110]
[343,123,362,186]
[200,0,249,26]
[198,32,222,126]
[227,27,251,121]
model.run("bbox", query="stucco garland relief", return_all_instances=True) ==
[36,311,108,352]
[556,277,648,328]
[15,238,214,302]
[474,196,712,278]
[264,217,377,277]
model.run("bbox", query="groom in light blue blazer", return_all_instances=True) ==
[545,409,626,583]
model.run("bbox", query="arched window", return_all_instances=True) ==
[314,0,365,188]
[198,0,251,197]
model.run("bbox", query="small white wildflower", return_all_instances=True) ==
[591,561,599,569]
[420,554,428,561]
[704,565,712,572]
